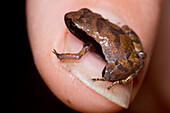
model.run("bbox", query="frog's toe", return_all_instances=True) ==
[91,78,105,81]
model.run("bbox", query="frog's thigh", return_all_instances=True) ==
[122,25,143,52]
[53,45,89,61]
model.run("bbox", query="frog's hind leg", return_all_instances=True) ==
[53,45,90,61]
[107,72,137,90]
[122,25,146,59]
[107,81,121,90]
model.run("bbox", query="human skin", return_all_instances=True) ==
[26,0,162,112]
[121,1,170,112]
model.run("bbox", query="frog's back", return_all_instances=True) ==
[94,17,137,62]
[67,8,136,62]
[66,8,137,62]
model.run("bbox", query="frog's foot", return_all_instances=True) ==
[91,78,105,81]
[52,45,89,61]
[107,81,121,90]
[107,72,137,90]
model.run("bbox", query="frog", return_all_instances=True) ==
[53,8,146,90]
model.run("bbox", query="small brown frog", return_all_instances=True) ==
[53,8,146,90]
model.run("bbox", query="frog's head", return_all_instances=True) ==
[65,8,91,22]
[64,8,94,33]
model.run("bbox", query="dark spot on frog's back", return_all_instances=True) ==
[125,49,131,59]
[96,18,107,33]
[109,25,124,50]
[113,35,120,50]
[128,60,133,67]
[117,64,128,72]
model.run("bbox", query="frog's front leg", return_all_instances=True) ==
[122,25,146,59]
[53,45,90,61]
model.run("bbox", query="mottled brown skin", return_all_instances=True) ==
[53,8,146,90]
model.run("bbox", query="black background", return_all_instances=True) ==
[4,1,78,113]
